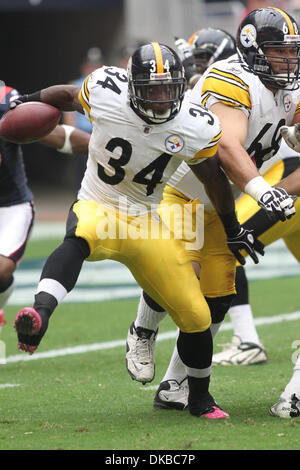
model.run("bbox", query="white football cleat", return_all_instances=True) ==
[125,322,157,384]
[269,394,300,419]
[212,335,268,366]
[153,379,189,410]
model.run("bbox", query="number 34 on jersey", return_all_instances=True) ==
[78,65,222,212]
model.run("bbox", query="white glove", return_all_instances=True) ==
[258,187,296,222]
[280,123,300,153]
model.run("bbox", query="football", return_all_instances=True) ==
[0,101,61,144]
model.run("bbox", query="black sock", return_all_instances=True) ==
[188,376,216,416]
[39,236,89,292]
[230,266,249,307]
[33,291,58,319]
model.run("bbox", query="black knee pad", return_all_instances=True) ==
[143,291,165,313]
[205,294,236,324]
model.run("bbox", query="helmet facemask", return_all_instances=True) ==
[237,8,300,91]
[128,43,186,124]
[129,69,186,123]
[193,49,215,74]
[189,29,236,75]
[251,41,300,90]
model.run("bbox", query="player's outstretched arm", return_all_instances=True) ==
[40,125,90,155]
[211,102,296,222]
[10,85,83,114]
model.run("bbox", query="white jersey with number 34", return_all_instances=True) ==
[77,65,222,213]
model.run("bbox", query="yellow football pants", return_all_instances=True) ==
[70,200,211,333]
[158,185,236,298]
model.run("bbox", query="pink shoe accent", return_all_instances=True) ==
[14,308,42,355]
[0,309,7,326]
[14,308,42,335]
[202,406,229,419]
[17,342,38,355]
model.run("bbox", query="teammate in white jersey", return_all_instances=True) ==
[175,25,300,371]
[199,7,300,419]
[125,8,300,413]
[10,42,264,419]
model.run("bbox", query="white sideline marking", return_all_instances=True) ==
[4,310,300,365]
[0,384,21,389]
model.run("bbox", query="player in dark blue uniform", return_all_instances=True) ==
[0,84,35,331]
[0,84,90,335]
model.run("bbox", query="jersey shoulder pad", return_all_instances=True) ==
[179,101,222,162]
[78,66,128,117]
[200,55,252,112]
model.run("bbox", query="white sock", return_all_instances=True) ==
[210,322,223,339]
[281,354,300,400]
[134,293,167,331]
[228,304,260,344]
[161,323,222,384]
[161,330,187,384]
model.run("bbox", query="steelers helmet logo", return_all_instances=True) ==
[240,24,257,48]
[165,134,184,153]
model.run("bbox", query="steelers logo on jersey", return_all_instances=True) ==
[165,135,184,153]
[283,93,292,113]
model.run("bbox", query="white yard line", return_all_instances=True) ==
[0,384,21,389]
[4,310,300,365]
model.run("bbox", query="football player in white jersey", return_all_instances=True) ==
[125,27,242,394]
[10,42,265,419]
[175,25,300,374]
[199,7,300,419]
[124,7,300,413]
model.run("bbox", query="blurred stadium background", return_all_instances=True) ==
[0,0,298,195]
[1,0,300,280]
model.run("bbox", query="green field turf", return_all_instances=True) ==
[0,237,300,451]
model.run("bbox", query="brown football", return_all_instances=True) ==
[0,101,61,144]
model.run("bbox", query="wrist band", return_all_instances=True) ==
[58,125,75,154]
[22,91,42,102]
[244,176,271,201]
